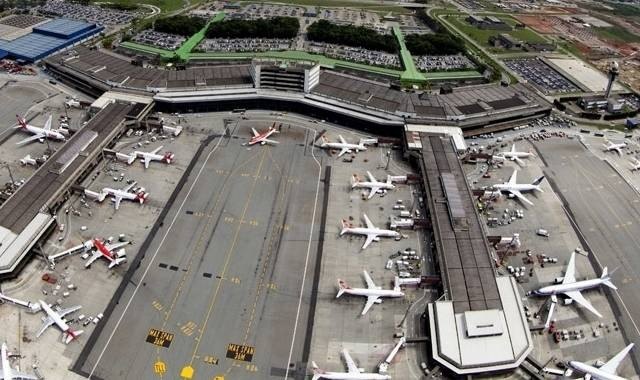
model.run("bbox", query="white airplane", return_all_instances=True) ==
[48,238,129,269]
[340,214,400,250]
[492,170,544,206]
[19,155,37,166]
[1,342,37,380]
[116,146,175,169]
[248,124,278,146]
[531,251,616,327]
[630,158,640,172]
[85,182,149,210]
[568,343,634,380]
[162,124,182,137]
[85,238,128,268]
[603,140,626,156]
[312,349,391,380]
[65,98,81,109]
[494,143,534,165]
[14,114,66,145]
[351,172,395,199]
[337,271,404,315]
[319,135,367,157]
[36,300,83,344]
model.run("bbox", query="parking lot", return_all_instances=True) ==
[132,30,186,51]
[199,37,292,53]
[36,0,138,26]
[504,58,580,94]
[414,54,474,72]
[307,42,401,68]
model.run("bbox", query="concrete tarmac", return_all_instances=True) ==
[79,122,324,380]
[535,138,640,371]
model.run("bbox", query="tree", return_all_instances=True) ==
[205,17,299,39]
[154,15,206,37]
[306,20,398,53]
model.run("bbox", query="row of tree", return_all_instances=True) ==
[405,33,466,55]
[307,20,398,53]
[154,15,205,37]
[205,17,299,39]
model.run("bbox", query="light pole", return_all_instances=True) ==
[385,150,391,171]
[2,162,15,190]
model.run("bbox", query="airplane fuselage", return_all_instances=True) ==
[21,125,65,141]
[315,371,391,380]
[501,152,532,160]
[322,142,366,152]
[535,278,609,296]
[494,183,540,193]
[1,343,13,380]
[104,188,138,201]
[342,287,404,299]
[352,181,395,191]
[568,361,626,380]
[343,227,399,239]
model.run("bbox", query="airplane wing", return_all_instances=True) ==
[9,372,38,380]
[511,144,516,153]
[508,170,518,186]
[338,147,349,157]
[251,128,260,137]
[36,317,55,337]
[105,241,129,251]
[362,270,376,289]
[16,133,45,146]
[614,147,623,156]
[367,187,380,199]
[562,252,577,284]
[122,182,136,192]
[514,156,525,166]
[338,135,347,145]
[363,214,375,229]
[563,290,603,318]
[43,115,52,131]
[262,139,279,145]
[151,146,163,155]
[361,296,379,315]
[600,344,634,374]
[366,171,377,182]
[144,156,151,169]
[58,305,81,318]
[362,234,376,250]
[113,196,123,210]
[508,190,533,206]
[544,296,557,329]
[85,251,102,267]
[342,349,359,373]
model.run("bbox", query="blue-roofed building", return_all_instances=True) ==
[0,18,103,62]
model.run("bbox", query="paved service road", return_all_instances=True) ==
[81,121,323,380]
[535,138,640,369]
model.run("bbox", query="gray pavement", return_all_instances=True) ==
[534,138,640,372]
[79,120,324,380]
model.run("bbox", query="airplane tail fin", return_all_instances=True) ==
[311,361,324,380]
[337,279,350,298]
[15,114,27,129]
[532,176,545,187]
[164,152,175,164]
[601,267,618,289]
[351,174,360,187]
[64,329,83,344]
[136,190,149,204]
[340,219,350,235]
